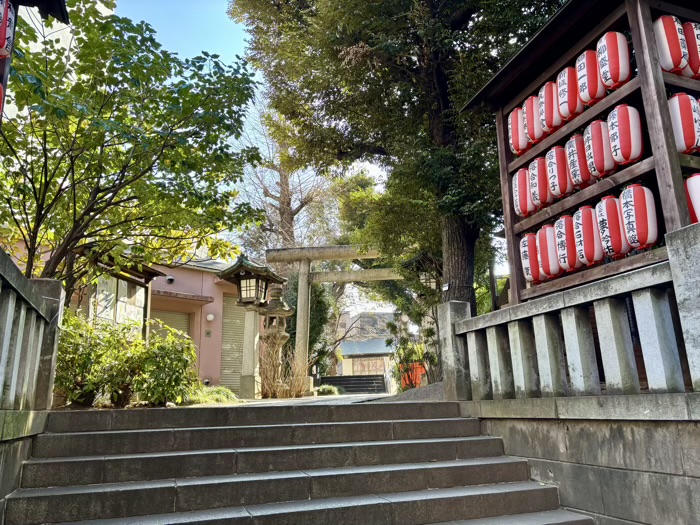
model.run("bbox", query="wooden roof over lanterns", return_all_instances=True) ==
[463,0,699,113]
[15,0,69,24]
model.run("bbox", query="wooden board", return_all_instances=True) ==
[508,77,641,173]
[513,157,656,234]
[626,0,690,232]
[520,247,668,301]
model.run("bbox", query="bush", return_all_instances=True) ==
[316,384,340,396]
[55,314,199,408]
[184,384,240,405]
[133,321,199,406]
[54,312,104,406]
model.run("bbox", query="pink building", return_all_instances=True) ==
[85,257,265,398]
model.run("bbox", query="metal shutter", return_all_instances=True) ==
[220,296,246,393]
[151,310,191,336]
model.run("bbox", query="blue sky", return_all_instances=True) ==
[115,0,248,64]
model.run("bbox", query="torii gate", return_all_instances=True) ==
[265,246,402,388]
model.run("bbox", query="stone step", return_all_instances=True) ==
[433,510,594,524]
[6,458,529,524]
[22,436,504,488]
[45,402,459,433]
[32,417,478,458]
[37,482,561,525]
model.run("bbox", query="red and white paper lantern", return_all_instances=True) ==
[557,67,584,121]
[595,196,631,259]
[596,32,631,89]
[0,0,14,59]
[620,184,658,250]
[539,82,562,133]
[523,95,545,144]
[529,157,554,208]
[682,22,700,79]
[546,146,574,198]
[686,174,700,224]
[576,50,607,106]
[584,120,617,178]
[508,107,529,156]
[654,15,689,74]
[574,206,604,266]
[668,93,700,153]
[520,233,543,284]
[607,104,644,165]
[513,168,535,218]
[554,215,583,272]
[566,134,596,188]
[537,225,562,279]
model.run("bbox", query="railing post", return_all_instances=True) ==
[466,330,492,400]
[667,224,700,391]
[631,288,684,393]
[486,325,515,400]
[31,280,65,411]
[532,313,568,397]
[508,320,540,399]
[594,297,641,395]
[437,301,471,401]
[561,306,601,396]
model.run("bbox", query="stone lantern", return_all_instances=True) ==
[257,285,294,398]
[218,255,285,398]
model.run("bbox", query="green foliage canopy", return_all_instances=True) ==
[0,0,260,295]
[231,0,563,306]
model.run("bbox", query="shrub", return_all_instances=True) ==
[97,322,145,408]
[133,321,199,406]
[184,384,240,405]
[316,384,340,396]
[54,312,103,406]
[56,314,199,408]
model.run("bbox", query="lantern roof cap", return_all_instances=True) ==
[463,0,696,112]
[217,254,286,285]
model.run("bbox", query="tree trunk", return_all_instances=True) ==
[441,215,478,313]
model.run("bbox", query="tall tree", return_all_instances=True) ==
[0,0,259,297]
[230,0,562,310]
[235,105,335,260]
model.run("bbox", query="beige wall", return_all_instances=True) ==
[150,265,239,385]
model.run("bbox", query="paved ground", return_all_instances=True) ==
[369,381,445,402]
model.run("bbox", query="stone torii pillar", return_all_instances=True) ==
[295,258,311,378]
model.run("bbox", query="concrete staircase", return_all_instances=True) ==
[320,374,387,393]
[3,402,593,524]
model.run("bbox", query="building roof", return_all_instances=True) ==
[340,338,392,357]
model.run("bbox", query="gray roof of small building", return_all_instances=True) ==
[339,339,392,357]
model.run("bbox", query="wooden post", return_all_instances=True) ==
[495,109,524,305]
[626,0,690,232]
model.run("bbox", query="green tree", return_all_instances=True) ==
[0,0,260,298]
[230,0,562,310]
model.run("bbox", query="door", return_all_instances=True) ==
[220,296,246,393]
[151,310,191,336]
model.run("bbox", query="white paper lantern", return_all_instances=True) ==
[576,50,607,106]
[557,67,584,121]
[654,15,689,74]
[596,31,631,89]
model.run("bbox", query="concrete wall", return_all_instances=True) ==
[469,398,700,525]
[150,265,239,385]
[0,411,47,525]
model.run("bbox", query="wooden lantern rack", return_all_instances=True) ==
[467,0,700,305]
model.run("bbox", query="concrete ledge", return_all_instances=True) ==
[480,398,557,419]
[0,411,48,441]
[456,263,672,335]
[459,394,697,421]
